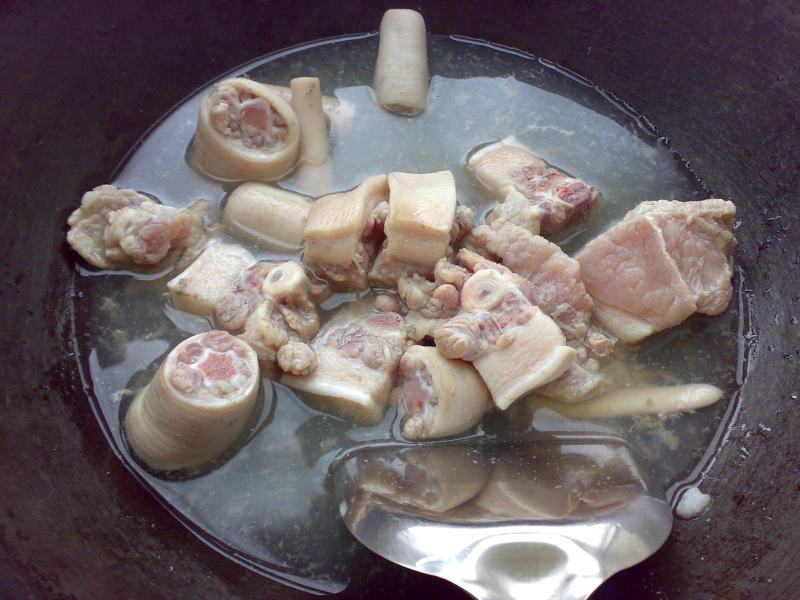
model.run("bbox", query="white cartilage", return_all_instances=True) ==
[373,9,429,115]
[167,243,254,315]
[531,384,724,418]
[125,331,260,471]
[303,175,389,291]
[290,77,330,166]
[398,345,490,440]
[261,83,340,112]
[223,182,311,251]
[192,77,300,181]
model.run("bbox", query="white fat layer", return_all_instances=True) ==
[675,486,711,519]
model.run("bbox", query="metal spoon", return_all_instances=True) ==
[332,433,672,600]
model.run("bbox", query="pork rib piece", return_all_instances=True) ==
[67,185,207,271]
[369,170,464,287]
[577,199,736,343]
[468,138,600,236]
[281,301,410,424]
[125,331,260,471]
[434,262,576,410]
[303,175,389,291]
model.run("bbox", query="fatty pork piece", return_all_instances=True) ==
[281,302,409,424]
[237,261,321,376]
[577,199,736,344]
[369,170,465,287]
[167,242,255,316]
[434,264,577,410]
[396,345,491,440]
[468,137,600,236]
[192,78,300,181]
[67,185,207,271]
[125,331,259,471]
[303,175,389,291]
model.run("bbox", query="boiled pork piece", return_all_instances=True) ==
[67,185,207,271]
[303,175,389,291]
[625,199,737,315]
[373,9,429,115]
[281,301,409,424]
[434,263,577,410]
[577,199,736,343]
[125,331,259,471]
[192,78,300,181]
[369,170,459,287]
[237,261,321,376]
[468,137,600,236]
[213,261,281,333]
[290,77,330,166]
[167,242,255,316]
[222,182,311,252]
[397,345,491,440]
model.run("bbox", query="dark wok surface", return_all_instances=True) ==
[1,1,798,598]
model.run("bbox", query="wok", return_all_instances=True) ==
[1,0,798,598]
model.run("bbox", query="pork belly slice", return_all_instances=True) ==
[167,242,255,316]
[397,345,491,440]
[281,302,409,424]
[577,199,736,343]
[434,264,576,410]
[67,185,207,271]
[468,138,600,236]
[303,175,389,291]
[369,170,459,287]
[626,199,736,315]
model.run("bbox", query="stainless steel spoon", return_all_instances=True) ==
[332,433,672,600]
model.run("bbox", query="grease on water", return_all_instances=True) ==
[72,33,741,592]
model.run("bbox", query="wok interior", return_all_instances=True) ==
[2,1,798,598]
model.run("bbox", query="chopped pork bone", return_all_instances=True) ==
[281,302,410,424]
[67,185,207,270]
[434,264,576,410]
[577,199,735,343]
[468,138,600,236]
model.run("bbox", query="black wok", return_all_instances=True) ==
[1,1,798,598]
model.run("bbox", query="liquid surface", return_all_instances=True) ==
[72,33,741,593]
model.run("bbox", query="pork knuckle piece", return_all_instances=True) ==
[192,78,300,181]
[223,182,311,251]
[125,331,260,471]
[468,138,600,236]
[167,242,255,316]
[369,170,458,287]
[303,175,389,291]
[281,302,409,424]
[213,261,280,333]
[67,185,207,270]
[577,199,736,343]
[398,345,491,440]
[434,266,577,410]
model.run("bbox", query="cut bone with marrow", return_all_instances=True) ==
[303,175,389,291]
[125,331,259,471]
[398,345,491,440]
[369,170,458,287]
[192,78,300,181]
[237,261,321,376]
[67,185,207,271]
[468,138,600,236]
[281,302,409,424]
[373,9,429,115]
[223,182,311,252]
[577,199,736,343]
[434,263,577,410]
[167,242,255,316]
